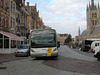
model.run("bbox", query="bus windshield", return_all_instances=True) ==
[31,33,56,48]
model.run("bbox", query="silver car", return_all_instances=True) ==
[15,45,30,57]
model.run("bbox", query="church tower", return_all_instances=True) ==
[78,27,80,37]
[86,0,100,35]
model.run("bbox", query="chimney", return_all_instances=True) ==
[27,2,29,7]
[24,0,25,5]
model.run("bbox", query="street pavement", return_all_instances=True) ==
[0,46,100,75]
[0,54,28,63]
[59,46,96,61]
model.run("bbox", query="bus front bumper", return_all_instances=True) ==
[31,52,58,58]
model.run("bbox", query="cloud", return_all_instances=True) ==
[25,0,98,37]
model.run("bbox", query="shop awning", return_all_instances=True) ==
[0,31,24,41]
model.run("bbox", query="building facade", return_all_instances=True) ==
[10,0,16,34]
[26,2,37,32]
[80,0,100,41]
[15,0,29,39]
[74,36,79,42]
[57,34,68,45]
[26,2,43,33]
[0,0,10,32]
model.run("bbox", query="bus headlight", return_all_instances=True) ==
[53,48,57,52]
[31,49,35,52]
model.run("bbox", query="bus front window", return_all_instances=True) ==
[31,34,56,48]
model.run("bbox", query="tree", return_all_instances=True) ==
[65,34,72,43]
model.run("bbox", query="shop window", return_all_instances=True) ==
[4,35,9,38]
[4,39,9,48]
[0,39,3,48]
[11,41,16,48]
[0,34,3,38]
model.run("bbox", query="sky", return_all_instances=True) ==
[25,0,99,38]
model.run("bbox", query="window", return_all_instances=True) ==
[4,39,9,48]
[11,17,12,28]
[0,16,1,26]
[0,34,3,38]
[1,0,3,8]
[0,39,3,48]
[92,20,94,25]
[0,0,1,7]
[6,19,8,27]
[92,13,97,18]
[11,41,16,48]
[5,0,7,8]
[3,17,5,27]
[95,20,97,25]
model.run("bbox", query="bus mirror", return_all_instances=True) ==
[95,43,97,46]
[57,42,60,48]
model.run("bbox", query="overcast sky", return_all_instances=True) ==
[25,0,99,38]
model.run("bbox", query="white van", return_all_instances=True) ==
[94,45,100,61]
[91,41,100,53]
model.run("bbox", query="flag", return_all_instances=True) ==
[6,6,9,11]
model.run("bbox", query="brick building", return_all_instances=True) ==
[57,34,68,45]
[0,0,10,32]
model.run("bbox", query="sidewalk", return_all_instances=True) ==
[0,54,28,63]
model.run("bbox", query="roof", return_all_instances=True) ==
[80,25,100,36]
[92,25,100,34]
[59,34,68,37]
[26,6,36,15]
[0,31,24,41]
[26,7,30,13]
[80,30,87,36]
[15,0,22,4]
[31,6,36,12]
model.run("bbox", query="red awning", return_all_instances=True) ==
[0,31,24,41]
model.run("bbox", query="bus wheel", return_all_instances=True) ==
[97,58,100,61]
[54,56,58,59]
[97,54,100,61]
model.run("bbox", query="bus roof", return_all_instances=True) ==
[31,29,56,34]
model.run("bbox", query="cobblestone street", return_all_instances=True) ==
[46,55,100,74]
[0,46,100,75]
[0,54,28,64]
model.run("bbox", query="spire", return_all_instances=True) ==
[78,27,80,36]
[98,1,99,9]
[87,4,89,11]
[89,1,90,8]
[91,0,94,6]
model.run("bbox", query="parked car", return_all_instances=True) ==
[15,45,30,57]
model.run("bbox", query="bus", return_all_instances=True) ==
[30,29,58,58]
